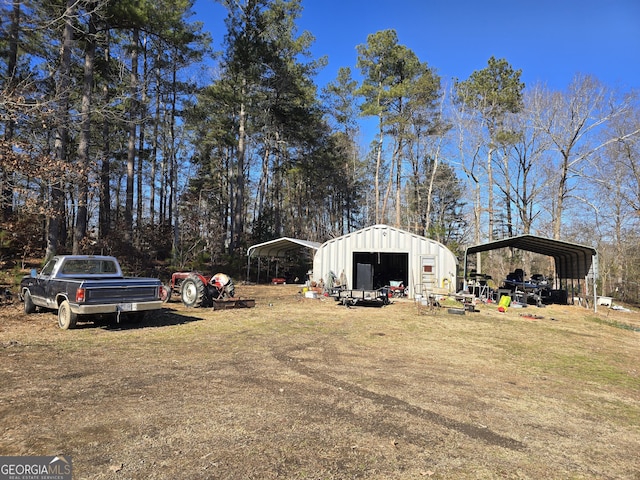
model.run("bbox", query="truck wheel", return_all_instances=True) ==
[58,300,78,330]
[23,290,36,314]
[181,275,205,308]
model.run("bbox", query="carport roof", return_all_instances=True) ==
[247,237,322,259]
[465,234,597,279]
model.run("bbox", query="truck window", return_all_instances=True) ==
[61,259,118,275]
[61,260,90,274]
[99,261,118,273]
[41,259,57,276]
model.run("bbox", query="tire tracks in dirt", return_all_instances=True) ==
[272,345,526,452]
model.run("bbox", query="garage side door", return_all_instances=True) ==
[418,255,438,294]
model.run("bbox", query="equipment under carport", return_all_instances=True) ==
[463,234,598,310]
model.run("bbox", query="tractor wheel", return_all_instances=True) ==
[181,274,206,308]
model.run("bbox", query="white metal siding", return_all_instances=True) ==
[312,224,457,297]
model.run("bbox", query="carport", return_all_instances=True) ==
[246,237,321,283]
[463,234,599,311]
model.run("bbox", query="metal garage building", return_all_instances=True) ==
[312,224,458,298]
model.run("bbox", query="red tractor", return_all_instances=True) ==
[165,272,236,308]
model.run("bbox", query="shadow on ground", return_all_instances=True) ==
[16,306,204,330]
[103,307,204,330]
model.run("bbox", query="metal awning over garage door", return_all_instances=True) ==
[463,234,599,310]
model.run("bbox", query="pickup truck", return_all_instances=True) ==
[20,255,165,329]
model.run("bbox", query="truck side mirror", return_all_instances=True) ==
[30,269,37,278]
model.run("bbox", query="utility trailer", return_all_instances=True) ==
[332,288,391,307]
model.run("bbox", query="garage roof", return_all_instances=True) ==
[247,237,322,259]
[465,234,597,279]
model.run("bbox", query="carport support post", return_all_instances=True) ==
[247,255,260,283]
[462,248,469,293]
[593,274,597,313]
[591,252,600,312]
[256,255,262,283]
[462,247,482,293]
[591,255,598,313]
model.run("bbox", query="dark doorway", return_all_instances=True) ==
[352,252,409,290]
[356,263,374,289]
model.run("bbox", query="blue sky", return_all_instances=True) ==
[194,0,640,91]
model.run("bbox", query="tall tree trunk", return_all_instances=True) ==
[73,6,96,254]
[473,175,482,273]
[424,157,439,235]
[375,112,383,224]
[124,28,139,245]
[46,0,74,261]
[160,113,168,225]
[136,129,145,230]
[254,144,271,225]
[381,150,394,224]
[98,32,111,239]
[169,57,179,257]
[395,140,402,227]
[231,79,247,253]
[150,65,161,227]
[99,128,111,238]
[553,152,569,240]
[487,145,494,241]
[501,147,514,237]
[2,0,20,220]
[136,36,148,230]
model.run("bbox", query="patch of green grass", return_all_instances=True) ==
[585,397,640,425]
[535,352,638,388]
[438,297,464,308]
[586,315,640,332]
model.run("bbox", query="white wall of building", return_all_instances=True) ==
[312,224,458,297]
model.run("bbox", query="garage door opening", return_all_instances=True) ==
[353,252,408,290]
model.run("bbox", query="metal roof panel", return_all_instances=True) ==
[247,237,322,258]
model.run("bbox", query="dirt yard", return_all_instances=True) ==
[1,284,639,479]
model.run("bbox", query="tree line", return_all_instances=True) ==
[1,0,639,301]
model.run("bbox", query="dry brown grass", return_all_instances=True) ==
[1,284,639,479]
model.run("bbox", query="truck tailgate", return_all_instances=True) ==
[81,279,160,303]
